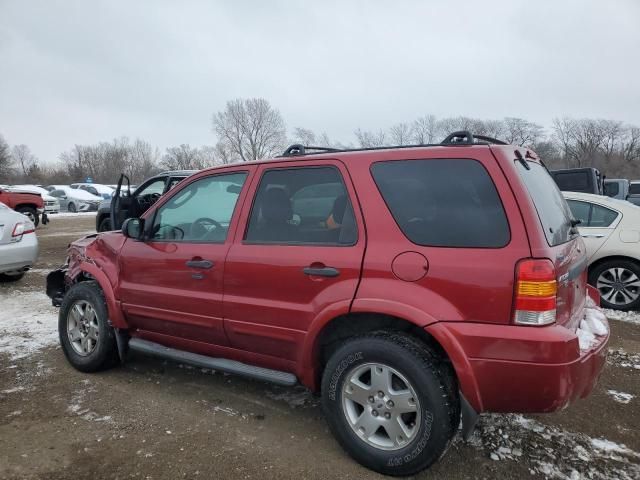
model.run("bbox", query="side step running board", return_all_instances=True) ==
[128,338,298,387]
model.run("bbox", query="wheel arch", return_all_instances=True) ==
[300,311,465,398]
[71,262,128,329]
[14,203,38,211]
[588,255,640,279]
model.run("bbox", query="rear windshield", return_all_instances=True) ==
[517,162,574,246]
[371,159,510,248]
[553,171,590,192]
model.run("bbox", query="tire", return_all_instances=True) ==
[321,332,459,476]
[0,272,25,282]
[58,281,119,372]
[98,217,112,232]
[68,202,77,213]
[16,206,39,227]
[589,259,640,311]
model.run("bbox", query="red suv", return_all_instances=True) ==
[46,131,609,476]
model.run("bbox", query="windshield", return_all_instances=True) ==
[517,161,575,246]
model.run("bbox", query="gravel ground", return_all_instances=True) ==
[0,215,638,480]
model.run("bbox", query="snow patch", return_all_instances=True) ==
[604,309,640,325]
[466,414,640,480]
[577,305,609,351]
[0,291,59,360]
[1,386,25,394]
[607,348,640,370]
[607,390,634,404]
[49,212,97,218]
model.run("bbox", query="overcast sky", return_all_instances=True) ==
[1,0,639,162]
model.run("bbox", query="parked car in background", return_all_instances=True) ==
[0,185,46,226]
[48,131,608,476]
[49,186,102,212]
[10,185,60,214]
[70,183,115,200]
[95,170,195,231]
[0,201,38,282]
[564,191,640,311]
[628,181,640,206]
[550,167,604,195]
[603,179,630,200]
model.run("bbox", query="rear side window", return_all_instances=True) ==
[630,184,640,195]
[517,162,573,246]
[604,182,619,197]
[371,159,510,248]
[245,166,357,245]
[567,200,619,227]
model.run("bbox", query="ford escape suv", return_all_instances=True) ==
[47,131,609,476]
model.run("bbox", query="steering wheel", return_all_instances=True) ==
[191,217,223,239]
[138,192,161,210]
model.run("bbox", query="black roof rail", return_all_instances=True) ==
[440,130,507,146]
[281,144,341,157]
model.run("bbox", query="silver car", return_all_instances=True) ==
[0,202,38,281]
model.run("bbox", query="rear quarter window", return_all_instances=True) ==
[371,159,510,248]
[517,162,573,246]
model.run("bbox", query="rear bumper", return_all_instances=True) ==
[0,233,38,274]
[428,316,609,414]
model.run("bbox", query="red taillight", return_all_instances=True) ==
[10,222,34,242]
[513,258,557,326]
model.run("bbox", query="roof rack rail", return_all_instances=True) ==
[440,130,507,146]
[281,144,341,157]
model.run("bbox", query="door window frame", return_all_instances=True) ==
[238,161,363,248]
[141,170,251,245]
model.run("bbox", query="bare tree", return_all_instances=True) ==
[10,144,37,177]
[354,128,387,148]
[0,134,13,182]
[292,127,317,145]
[412,115,440,144]
[388,122,413,146]
[161,144,216,170]
[212,98,287,162]
[503,117,544,146]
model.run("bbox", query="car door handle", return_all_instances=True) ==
[185,259,214,269]
[581,233,605,238]
[303,266,340,277]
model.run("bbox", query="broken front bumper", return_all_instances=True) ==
[46,267,67,307]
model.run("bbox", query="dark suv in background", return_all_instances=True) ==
[95,170,196,231]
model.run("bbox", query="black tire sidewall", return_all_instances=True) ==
[98,217,111,232]
[17,207,38,227]
[0,272,25,282]
[321,335,455,476]
[68,202,76,213]
[589,259,640,311]
[58,282,118,372]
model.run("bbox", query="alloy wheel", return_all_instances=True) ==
[597,267,640,306]
[342,362,421,451]
[66,300,100,356]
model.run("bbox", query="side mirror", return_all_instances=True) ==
[122,217,145,240]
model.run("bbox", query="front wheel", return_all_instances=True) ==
[321,332,459,476]
[68,202,77,213]
[59,281,119,372]
[589,259,640,311]
[98,217,112,232]
[16,206,39,227]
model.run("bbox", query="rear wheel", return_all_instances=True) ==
[0,272,25,282]
[589,259,640,311]
[68,202,77,213]
[321,332,459,476]
[16,206,39,227]
[59,281,119,372]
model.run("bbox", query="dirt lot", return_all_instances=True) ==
[1,215,639,480]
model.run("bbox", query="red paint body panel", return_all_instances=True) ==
[60,145,609,416]
[0,188,45,211]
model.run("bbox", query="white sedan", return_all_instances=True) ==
[0,201,38,281]
[48,186,102,212]
[564,191,640,311]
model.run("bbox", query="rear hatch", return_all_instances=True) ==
[515,160,587,331]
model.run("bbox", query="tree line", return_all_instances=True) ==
[1,97,639,185]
